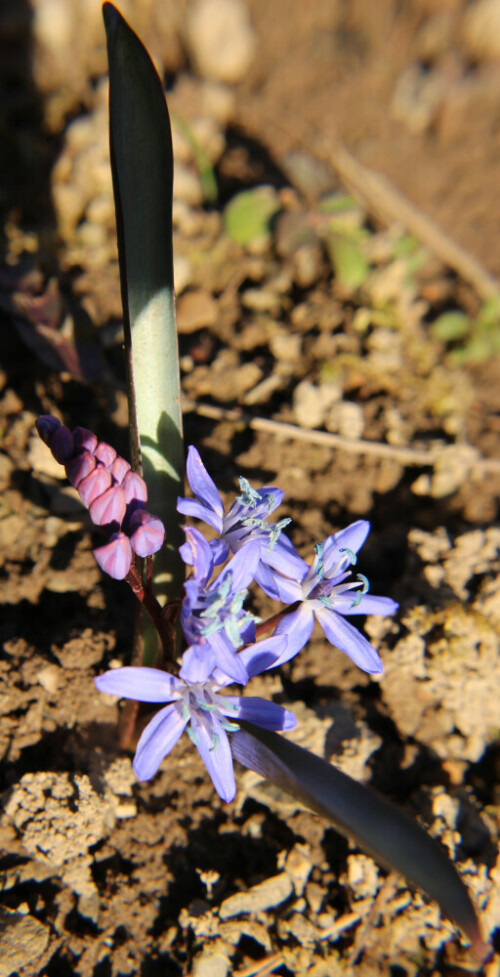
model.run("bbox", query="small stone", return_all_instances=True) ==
[293,381,325,429]
[177,289,218,333]
[462,0,500,61]
[36,665,60,694]
[325,401,365,439]
[219,872,293,919]
[192,949,231,977]
[186,0,257,83]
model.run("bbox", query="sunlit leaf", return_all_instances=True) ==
[232,723,486,956]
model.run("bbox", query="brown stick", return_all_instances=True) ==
[183,399,500,475]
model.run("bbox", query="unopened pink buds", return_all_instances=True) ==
[93,533,133,580]
[89,485,127,528]
[78,466,113,508]
[129,510,165,557]
[36,415,166,581]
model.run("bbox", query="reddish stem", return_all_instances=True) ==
[254,601,300,639]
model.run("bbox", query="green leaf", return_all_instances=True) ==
[232,724,486,956]
[317,192,358,214]
[224,186,280,247]
[103,3,184,611]
[431,312,470,343]
[326,231,370,290]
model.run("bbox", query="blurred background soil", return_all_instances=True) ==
[1,1,500,975]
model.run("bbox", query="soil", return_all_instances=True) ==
[0,1,500,975]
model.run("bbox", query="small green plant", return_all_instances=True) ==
[431,296,500,363]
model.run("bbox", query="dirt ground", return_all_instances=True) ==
[1,0,500,974]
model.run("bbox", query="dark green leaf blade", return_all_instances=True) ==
[232,723,487,957]
[103,2,184,607]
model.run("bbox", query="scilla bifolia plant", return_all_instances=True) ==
[37,3,488,959]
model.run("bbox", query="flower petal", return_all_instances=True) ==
[183,445,224,527]
[238,634,288,677]
[221,696,297,732]
[334,594,399,616]
[334,520,370,556]
[134,703,188,780]
[256,561,304,603]
[193,715,236,802]
[315,606,383,674]
[94,666,183,702]
[179,644,217,683]
[272,604,315,664]
[209,632,248,684]
[261,535,309,580]
[181,527,214,582]
[219,540,260,593]
[177,497,223,534]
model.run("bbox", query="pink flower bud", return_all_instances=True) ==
[78,466,112,508]
[129,510,165,557]
[65,450,96,488]
[49,425,74,463]
[109,456,131,485]
[122,470,148,505]
[89,485,126,527]
[93,533,132,580]
[73,427,98,454]
[94,441,117,467]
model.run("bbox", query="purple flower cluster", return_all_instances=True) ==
[36,415,164,580]
[94,443,398,802]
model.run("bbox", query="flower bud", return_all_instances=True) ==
[122,470,148,506]
[72,426,98,454]
[49,425,74,463]
[89,485,126,527]
[109,456,131,485]
[78,466,112,508]
[36,415,61,444]
[94,441,117,467]
[93,533,132,580]
[129,510,165,557]
[65,450,96,488]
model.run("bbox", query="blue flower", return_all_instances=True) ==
[95,638,296,802]
[179,527,261,684]
[258,520,398,674]
[177,446,291,573]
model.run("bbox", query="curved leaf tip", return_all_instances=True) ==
[231,723,487,953]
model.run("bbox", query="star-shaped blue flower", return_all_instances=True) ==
[177,446,291,574]
[95,637,295,802]
[257,520,398,674]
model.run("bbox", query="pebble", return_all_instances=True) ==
[186,0,257,83]
[293,380,342,429]
[462,0,500,61]
[293,380,325,429]
[36,665,61,694]
[177,289,218,333]
[325,400,365,439]
[192,949,231,977]
[219,872,293,919]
